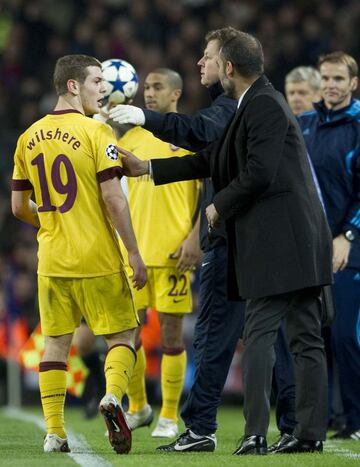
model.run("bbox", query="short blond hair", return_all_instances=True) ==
[318,51,358,79]
[205,27,239,47]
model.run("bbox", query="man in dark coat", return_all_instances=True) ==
[119,31,333,455]
[111,27,297,452]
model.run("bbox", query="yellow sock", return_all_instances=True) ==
[39,362,67,438]
[105,344,136,401]
[127,345,147,413]
[160,350,187,421]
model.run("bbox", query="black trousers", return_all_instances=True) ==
[181,245,296,436]
[242,286,327,440]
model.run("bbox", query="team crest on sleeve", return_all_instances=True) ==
[105,144,119,160]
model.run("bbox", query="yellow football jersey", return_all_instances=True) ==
[12,110,125,277]
[119,127,200,267]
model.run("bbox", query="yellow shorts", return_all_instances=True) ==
[127,267,192,313]
[38,272,139,336]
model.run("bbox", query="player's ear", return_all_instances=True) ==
[67,79,80,95]
[172,88,182,102]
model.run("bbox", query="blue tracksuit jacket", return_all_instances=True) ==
[298,98,360,270]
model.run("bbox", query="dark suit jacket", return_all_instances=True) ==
[152,75,333,299]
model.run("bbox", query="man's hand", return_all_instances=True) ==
[116,146,149,177]
[170,232,202,273]
[332,234,351,273]
[128,251,147,290]
[109,105,145,126]
[205,203,220,229]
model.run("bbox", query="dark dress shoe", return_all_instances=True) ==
[273,435,323,453]
[268,433,293,453]
[233,435,267,455]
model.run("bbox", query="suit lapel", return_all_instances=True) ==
[212,75,273,186]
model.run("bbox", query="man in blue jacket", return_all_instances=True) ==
[111,26,296,451]
[298,51,360,441]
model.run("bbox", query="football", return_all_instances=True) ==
[101,58,139,105]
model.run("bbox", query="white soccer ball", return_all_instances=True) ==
[101,58,139,105]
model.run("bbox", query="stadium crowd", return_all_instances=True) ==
[0,0,360,132]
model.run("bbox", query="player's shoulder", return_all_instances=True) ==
[21,115,49,136]
[118,126,151,143]
[80,118,118,141]
[17,115,49,148]
[83,115,109,130]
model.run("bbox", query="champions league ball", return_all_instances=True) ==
[101,58,139,105]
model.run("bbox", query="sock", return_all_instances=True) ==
[39,361,67,438]
[104,344,136,401]
[82,351,106,393]
[160,349,187,421]
[127,345,147,413]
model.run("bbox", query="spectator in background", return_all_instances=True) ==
[298,51,360,441]
[285,66,321,115]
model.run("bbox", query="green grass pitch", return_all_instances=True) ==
[0,406,359,466]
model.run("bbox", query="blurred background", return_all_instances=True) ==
[0,0,359,408]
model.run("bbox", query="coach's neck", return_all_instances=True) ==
[233,74,260,100]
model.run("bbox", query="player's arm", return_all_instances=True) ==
[100,177,147,289]
[11,190,40,228]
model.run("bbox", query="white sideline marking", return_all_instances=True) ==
[3,407,112,467]
[325,441,360,459]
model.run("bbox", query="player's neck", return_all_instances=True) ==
[53,95,85,114]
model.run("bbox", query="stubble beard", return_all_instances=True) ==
[223,79,237,100]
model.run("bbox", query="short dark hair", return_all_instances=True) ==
[150,68,183,90]
[318,51,358,79]
[53,54,101,96]
[205,26,240,48]
[220,32,264,78]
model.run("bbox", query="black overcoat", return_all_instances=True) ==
[152,75,333,299]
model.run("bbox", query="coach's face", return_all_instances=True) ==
[197,39,220,87]
[217,54,236,99]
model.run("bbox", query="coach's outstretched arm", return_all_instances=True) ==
[118,145,211,185]
[109,90,236,152]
